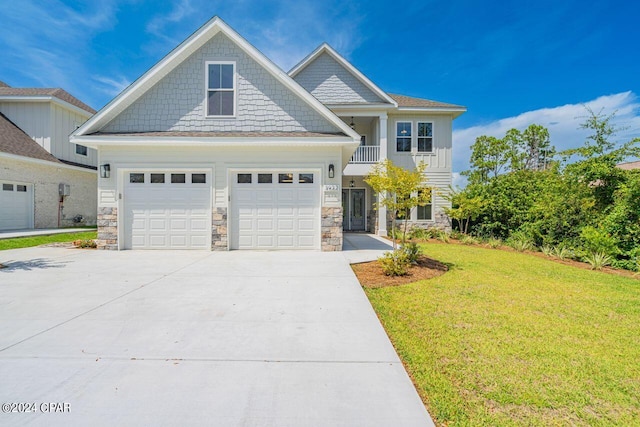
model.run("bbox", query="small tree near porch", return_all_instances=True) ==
[365,159,431,249]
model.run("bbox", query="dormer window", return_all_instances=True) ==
[206,61,235,117]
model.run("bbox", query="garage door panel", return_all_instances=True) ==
[0,183,33,230]
[125,172,211,249]
[231,171,319,250]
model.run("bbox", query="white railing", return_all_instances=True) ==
[350,145,380,163]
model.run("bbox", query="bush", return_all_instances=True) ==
[402,242,421,263]
[73,239,97,249]
[485,238,502,249]
[436,230,450,243]
[541,245,554,257]
[379,250,410,276]
[580,226,618,258]
[552,245,574,260]
[582,251,613,270]
[461,235,478,245]
[407,227,435,241]
[506,232,534,252]
[450,230,464,240]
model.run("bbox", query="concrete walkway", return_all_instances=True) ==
[0,247,432,426]
[343,232,394,263]
[0,228,95,240]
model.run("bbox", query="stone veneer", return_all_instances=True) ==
[97,207,118,250]
[321,207,343,251]
[211,207,228,251]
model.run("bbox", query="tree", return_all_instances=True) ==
[365,159,431,248]
[462,135,510,185]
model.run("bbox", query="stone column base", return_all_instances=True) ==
[321,207,343,251]
[211,207,228,251]
[96,207,118,250]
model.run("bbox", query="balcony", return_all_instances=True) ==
[349,145,379,163]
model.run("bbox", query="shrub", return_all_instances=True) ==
[461,235,478,245]
[552,245,574,260]
[485,238,502,249]
[580,226,618,258]
[582,251,613,270]
[436,230,450,243]
[402,242,421,263]
[507,232,534,252]
[74,239,97,249]
[379,250,410,276]
[541,245,554,257]
[450,230,463,240]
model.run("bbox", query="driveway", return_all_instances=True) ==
[0,247,432,426]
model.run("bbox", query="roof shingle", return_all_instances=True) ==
[0,112,61,163]
[0,87,96,114]
[388,93,465,109]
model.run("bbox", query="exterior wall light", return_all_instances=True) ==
[100,164,111,179]
[328,163,335,179]
[349,179,355,188]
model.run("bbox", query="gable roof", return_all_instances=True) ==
[389,93,465,109]
[73,17,359,143]
[0,86,96,115]
[0,112,61,163]
[0,81,9,88]
[289,43,397,107]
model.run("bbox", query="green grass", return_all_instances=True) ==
[0,231,97,250]
[365,243,640,426]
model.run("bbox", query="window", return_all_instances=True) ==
[2,183,13,191]
[76,144,88,156]
[278,173,293,183]
[206,62,235,116]
[299,173,313,184]
[396,122,411,152]
[150,173,165,183]
[417,190,432,220]
[17,185,27,192]
[171,174,186,183]
[417,122,433,152]
[129,173,144,183]
[192,174,206,184]
[258,173,272,183]
[237,173,252,184]
[360,135,366,146]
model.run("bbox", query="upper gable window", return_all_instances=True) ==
[76,144,88,156]
[206,62,235,117]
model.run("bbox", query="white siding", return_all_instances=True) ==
[101,34,338,134]
[50,103,96,167]
[294,52,385,104]
[0,102,51,152]
[387,114,453,170]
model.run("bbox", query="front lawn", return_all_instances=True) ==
[364,243,640,426]
[0,230,97,251]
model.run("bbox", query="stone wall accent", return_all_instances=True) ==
[321,207,343,251]
[103,34,337,134]
[97,207,117,250]
[294,52,385,104]
[211,207,228,251]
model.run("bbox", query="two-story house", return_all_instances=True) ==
[0,82,98,230]
[71,16,464,251]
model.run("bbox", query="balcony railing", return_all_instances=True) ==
[350,145,380,163]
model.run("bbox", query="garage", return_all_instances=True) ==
[230,171,320,250]
[123,171,211,249]
[0,181,33,230]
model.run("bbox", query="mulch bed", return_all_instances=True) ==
[352,255,449,288]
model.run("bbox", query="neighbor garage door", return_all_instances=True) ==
[0,182,33,230]
[231,171,320,250]
[124,171,211,249]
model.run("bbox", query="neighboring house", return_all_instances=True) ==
[617,160,640,171]
[0,82,98,230]
[71,16,464,251]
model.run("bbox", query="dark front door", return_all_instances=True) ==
[342,189,366,231]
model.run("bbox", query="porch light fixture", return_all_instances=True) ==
[100,164,111,179]
[349,179,355,188]
[350,117,355,129]
[328,164,335,179]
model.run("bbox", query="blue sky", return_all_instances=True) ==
[1,0,639,183]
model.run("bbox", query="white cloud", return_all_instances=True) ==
[452,92,640,177]
[92,75,132,97]
[145,0,196,45]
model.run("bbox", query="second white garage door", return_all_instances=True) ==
[124,171,211,249]
[231,171,320,250]
[0,182,33,231]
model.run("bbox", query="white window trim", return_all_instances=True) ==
[416,189,434,222]
[75,143,88,156]
[205,61,237,118]
[395,121,412,153]
[417,121,434,154]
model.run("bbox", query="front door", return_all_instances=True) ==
[342,189,366,231]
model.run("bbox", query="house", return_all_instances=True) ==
[0,83,98,230]
[71,16,465,251]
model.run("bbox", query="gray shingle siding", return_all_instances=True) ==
[294,52,385,104]
[102,34,337,133]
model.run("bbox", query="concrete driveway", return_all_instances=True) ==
[0,247,432,426]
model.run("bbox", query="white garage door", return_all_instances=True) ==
[231,171,320,250]
[124,171,211,249]
[0,182,33,230]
